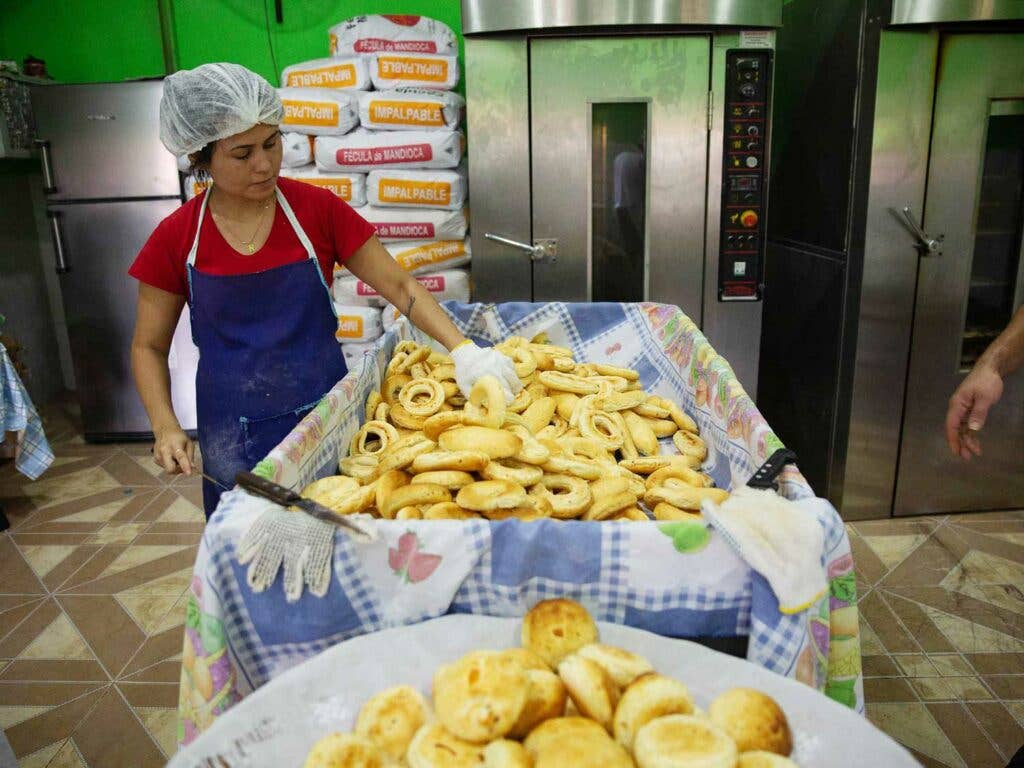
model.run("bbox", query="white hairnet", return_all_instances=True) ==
[160,63,283,157]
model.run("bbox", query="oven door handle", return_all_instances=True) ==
[898,206,942,256]
[483,233,558,262]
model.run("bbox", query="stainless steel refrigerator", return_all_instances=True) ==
[31,80,198,440]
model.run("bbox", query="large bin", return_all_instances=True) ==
[178,302,862,745]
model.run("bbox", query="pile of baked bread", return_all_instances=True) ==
[304,598,796,767]
[301,337,729,522]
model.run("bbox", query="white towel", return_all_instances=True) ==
[702,486,827,614]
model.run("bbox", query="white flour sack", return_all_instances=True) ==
[341,341,378,370]
[385,239,471,275]
[360,205,467,242]
[380,302,403,330]
[329,14,457,56]
[333,304,383,343]
[280,166,366,207]
[281,132,313,168]
[314,129,463,172]
[278,88,358,136]
[281,56,370,90]
[334,268,470,307]
[183,175,211,200]
[367,166,467,210]
[370,53,459,90]
[358,89,464,131]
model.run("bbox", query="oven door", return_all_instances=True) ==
[896,33,1024,515]
[528,35,711,318]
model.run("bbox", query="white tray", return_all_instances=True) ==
[170,615,912,767]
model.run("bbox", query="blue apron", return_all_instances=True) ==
[186,186,347,517]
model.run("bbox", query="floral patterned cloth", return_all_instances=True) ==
[179,302,863,746]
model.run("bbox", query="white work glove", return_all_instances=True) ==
[237,505,335,602]
[450,340,522,403]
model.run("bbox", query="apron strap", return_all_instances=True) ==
[185,183,336,304]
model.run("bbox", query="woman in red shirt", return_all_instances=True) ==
[130,63,518,516]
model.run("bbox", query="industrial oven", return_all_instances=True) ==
[459,1,783,393]
[760,0,1024,517]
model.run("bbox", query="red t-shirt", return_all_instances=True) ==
[129,177,375,297]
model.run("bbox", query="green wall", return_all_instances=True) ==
[0,0,166,83]
[0,1,464,88]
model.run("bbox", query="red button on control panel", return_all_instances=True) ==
[739,209,759,228]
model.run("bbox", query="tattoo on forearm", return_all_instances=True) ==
[405,295,416,320]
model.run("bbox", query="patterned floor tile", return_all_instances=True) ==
[100,545,190,578]
[866,702,966,767]
[17,740,66,768]
[134,706,178,758]
[46,739,88,768]
[18,613,93,662]
[930,654,976,677]
[70,688,164,768]
[861,534,927,570]
[21,467,120,511]
[16,545,79,580]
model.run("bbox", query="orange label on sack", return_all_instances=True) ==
[282,99,339,127]
[377,55,448,83]
[394,240,467,272]
[293,176,353,201]
[378,179,451,206]
[368,99,444,127]
[286,63,357,88]
[336,315,364,339]
[329,33,338,55]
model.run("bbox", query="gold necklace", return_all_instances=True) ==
[215,198,273,254]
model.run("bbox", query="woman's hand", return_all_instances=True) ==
[451,341,522,402]
[154,425,195,475]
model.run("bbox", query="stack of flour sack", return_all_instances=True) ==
[280,14,471,369]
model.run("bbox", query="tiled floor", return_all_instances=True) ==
[1,402,1023,766]
[1,402,203,767]
[850,512,1024,766]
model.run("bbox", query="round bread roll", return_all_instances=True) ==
[301,476,361,509]
[432,650,529,743]
[439,426,522,460]
[534,737,634,768]
[633,714,738,768]
[501,647,552,672]
[613,674,695,752]
[483,739,532,768]
[354,685,430,763]
[521,598,600,668]
[557,654,619,732]
[708,688,792,756]
[456,480,528,512]
[302,733,391,768]
[406,723,485,768]
[522,716,609,757]
[737,752,801,767]
[509,668,568,739]
[576,643,655,688]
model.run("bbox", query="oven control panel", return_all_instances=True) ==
[719,49,772,301]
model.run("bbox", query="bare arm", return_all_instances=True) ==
[945,305,1024,459]
[131,283,193,474]
[343,236,466,351]
[978,304,1024,378]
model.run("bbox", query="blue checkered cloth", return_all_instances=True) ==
[181,303,863,747]
[0,343,53,481]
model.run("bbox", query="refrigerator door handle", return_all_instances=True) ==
[34,139,57,194]
[47,211,70,274]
